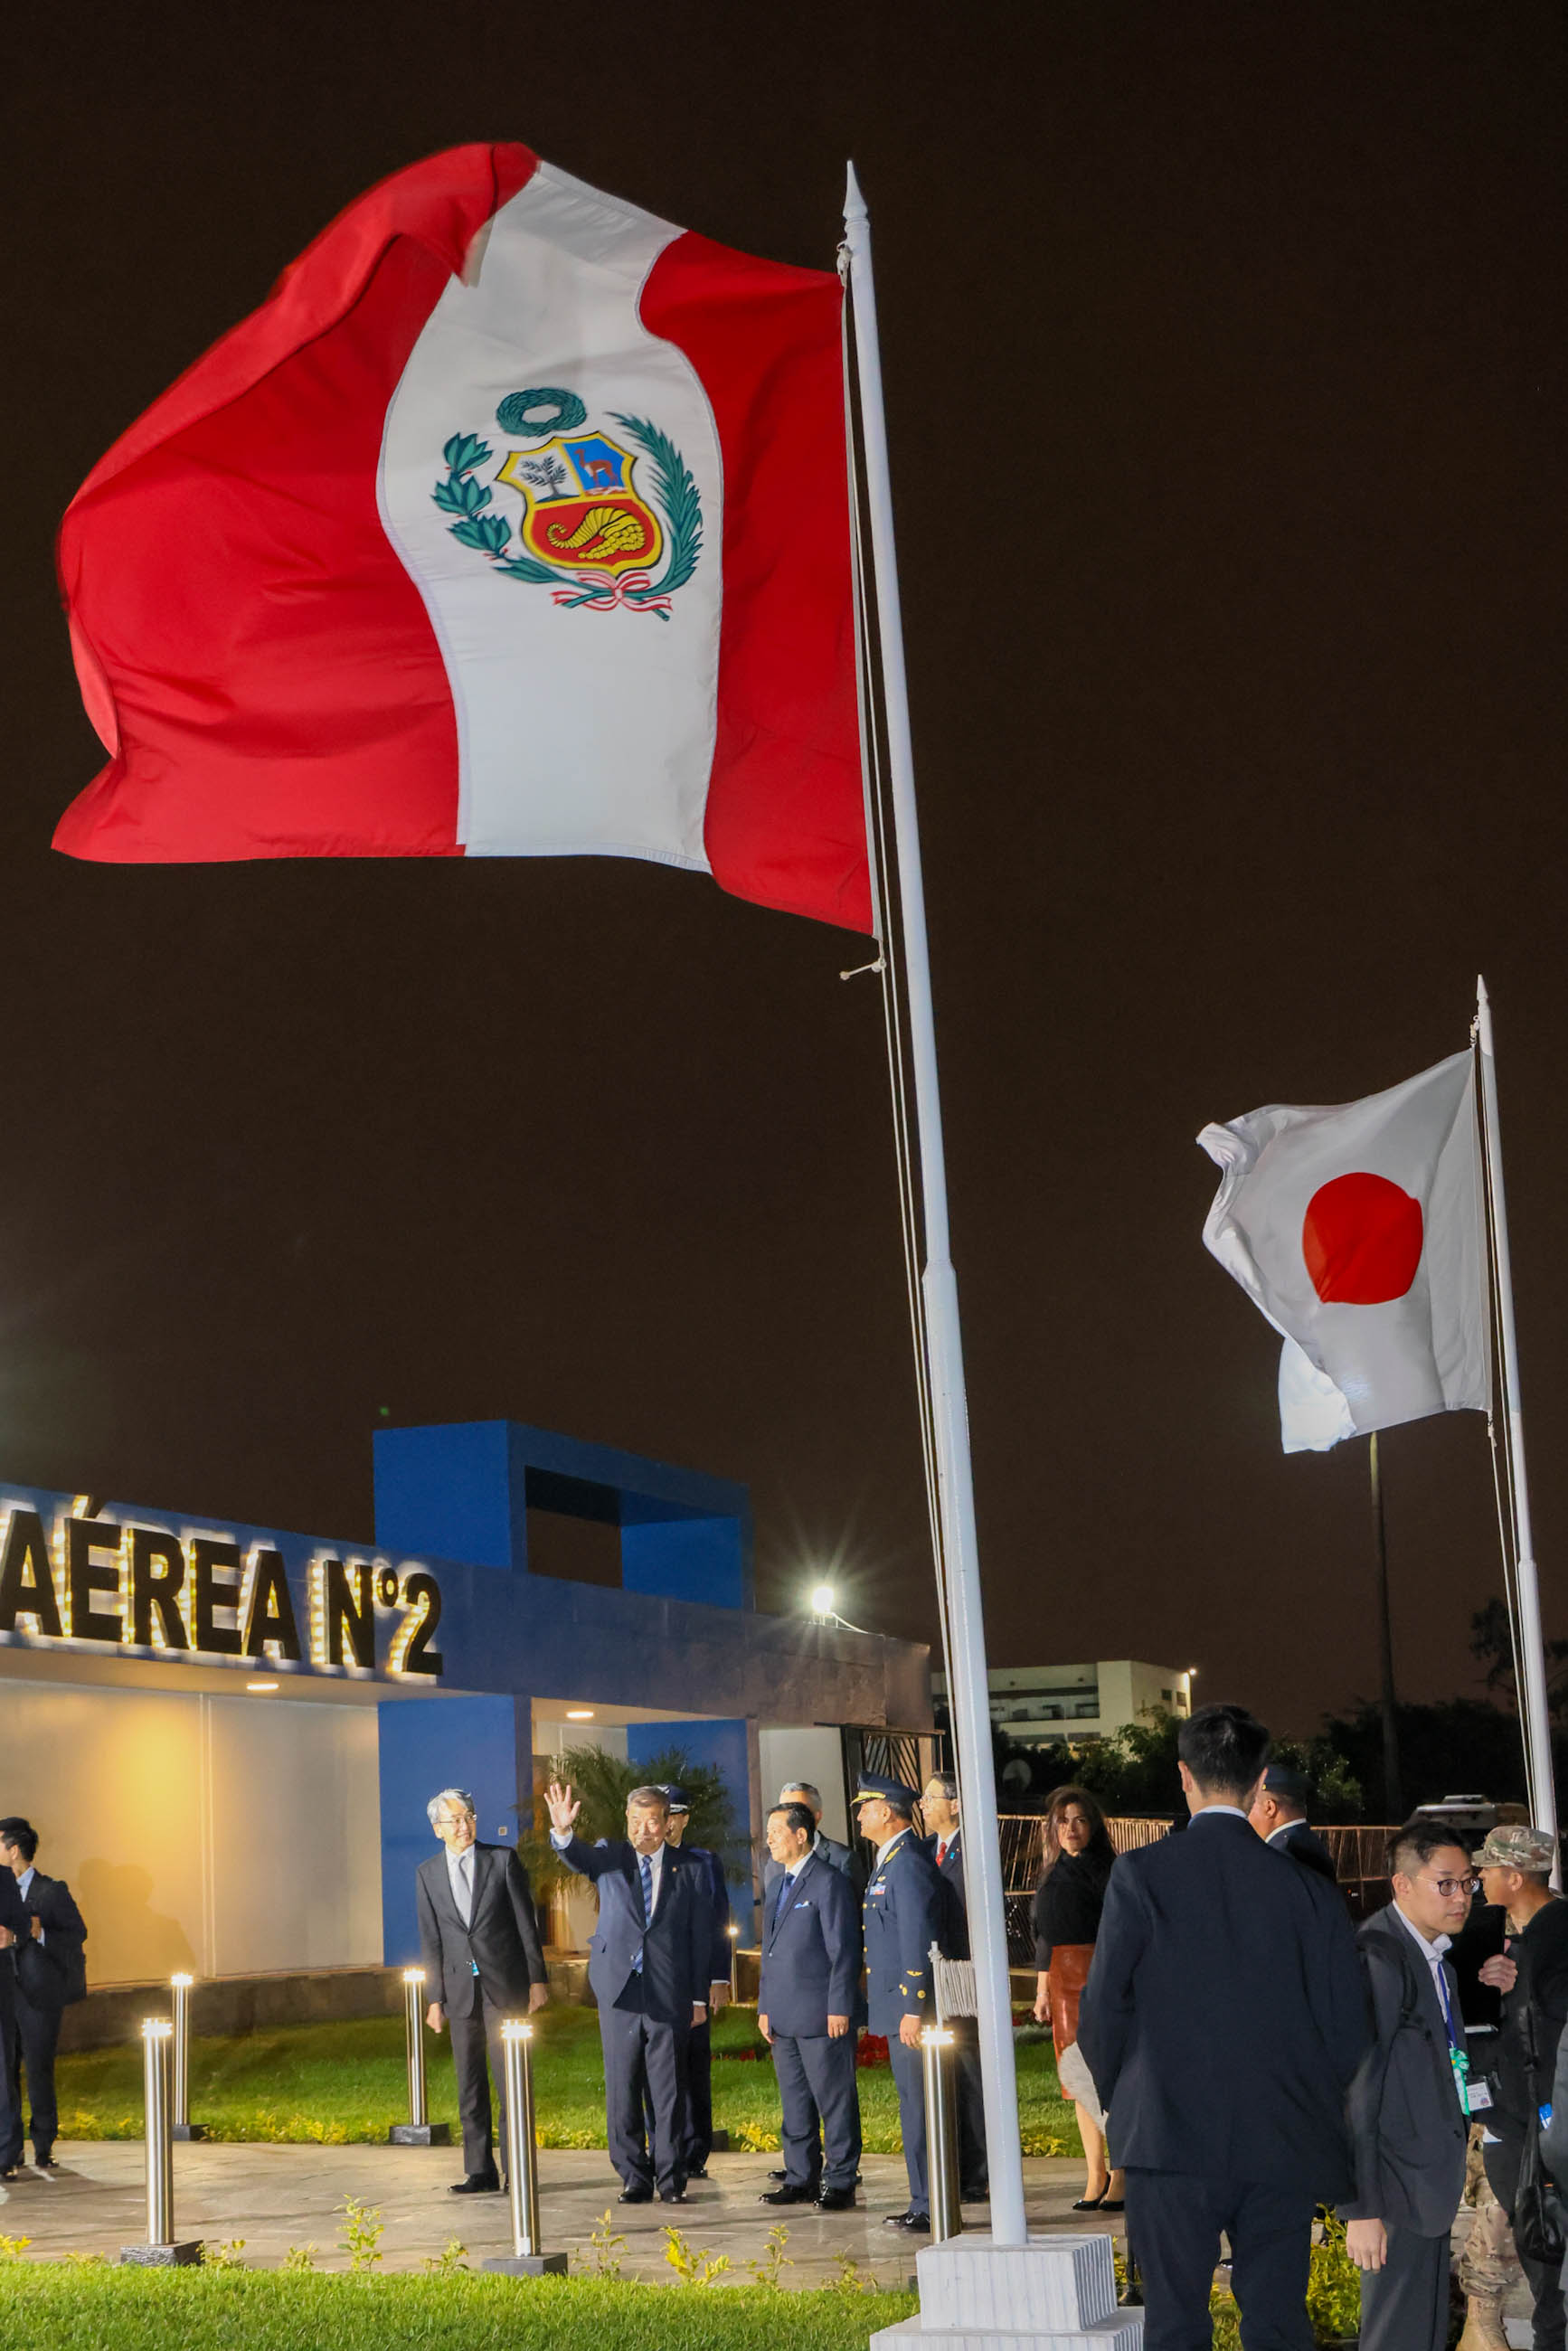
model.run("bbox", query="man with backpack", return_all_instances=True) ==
[1344,1817,1478,2351]
[1474,1825,1568,2351]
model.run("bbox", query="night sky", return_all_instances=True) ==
[5,5,1564,1742]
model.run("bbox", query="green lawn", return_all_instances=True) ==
[0,2268,917,2350]
[53,2007,1078,2157]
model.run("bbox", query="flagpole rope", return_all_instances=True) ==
[840,250,956,1749]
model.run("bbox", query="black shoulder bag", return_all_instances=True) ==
[1511,1979,1567,2264]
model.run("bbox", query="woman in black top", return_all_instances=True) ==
[1032,1785,1120,2210]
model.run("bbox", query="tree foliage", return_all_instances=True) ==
[519,1742,747,1903]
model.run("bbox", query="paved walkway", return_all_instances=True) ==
[0,2144,1119,2284]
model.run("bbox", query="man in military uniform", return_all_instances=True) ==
[855,1771,946,2233]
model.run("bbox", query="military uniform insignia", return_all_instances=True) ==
[432,385,702,618]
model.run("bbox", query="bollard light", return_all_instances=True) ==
[483,2021,567,2276]
[168,1975,206,2142]
[921,2025,963,2245]
[118,2020,201,2266]
[727,1921,741,2002]
[389,1968,451,2148]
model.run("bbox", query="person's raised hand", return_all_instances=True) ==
[545,1780,581,1836]
[899,2014,923,2048]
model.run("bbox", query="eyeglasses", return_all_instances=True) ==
[1418,1874,1479,1897]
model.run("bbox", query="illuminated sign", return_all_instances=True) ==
[0,1502,443,1679]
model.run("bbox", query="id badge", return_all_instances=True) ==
[1450,2045,1479,2115]
[1468,2075,1495,2114]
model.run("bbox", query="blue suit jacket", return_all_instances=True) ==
[558,1835,713,2025]
[863,1827,945,2035]
[758,1848,864,2037]
[1078,1810,1370,2200]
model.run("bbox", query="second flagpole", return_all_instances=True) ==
[843,163,1028,2250]
[1476,978,1559,1868]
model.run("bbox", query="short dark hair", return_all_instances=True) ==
[769,1802,815,1838]
[1388,1815,1475,1881]
[1177,1704,1270,1799]
[0,1818,37,1864]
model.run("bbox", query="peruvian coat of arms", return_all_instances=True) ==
[432,385,701,618]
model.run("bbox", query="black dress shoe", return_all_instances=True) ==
[618,2186,654,2204]
[961,2181,989,2203]
[884,2209,931,2233]
[768,2167,789,2180]
[0,2167,22,2184]
[1099,2198,1125,2214]
[816,2187,856,2212]
[658,2189,687,2205]
[759,2183,817,2205]
[449,2172,502,2195]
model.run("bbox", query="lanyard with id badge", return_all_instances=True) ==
[1436,1959,1491,2114]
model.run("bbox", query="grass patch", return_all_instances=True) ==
[53,2006,1078,2156]
[0,2266,917,2347]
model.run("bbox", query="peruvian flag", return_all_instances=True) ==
[1198,1053,1489,1452]
[55,144,872,934]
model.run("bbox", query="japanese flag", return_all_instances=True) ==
[1198,1052,1489,1453]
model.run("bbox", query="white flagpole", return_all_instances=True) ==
[845,163,1028,2250]
[1476,977,1559,1866]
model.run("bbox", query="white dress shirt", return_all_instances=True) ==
[1393,1898,1454,2016]
[16,1863,40,1942]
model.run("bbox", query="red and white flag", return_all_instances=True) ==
[55,144,871,933]
[1198,1052,1489,1452]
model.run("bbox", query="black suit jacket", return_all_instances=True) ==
[926,1828,972,1960]
[1078,1809,1371,2199]
[415,1843,547,2019]
[1343,1904,1469,2235]
[558,1834,712,2025]
[1270,1819,1338,1885]
[758,1848,864,2036]
[14,1870,88,2009]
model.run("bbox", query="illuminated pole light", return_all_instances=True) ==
[483,2023,568,2276]
[118,2020,201,2266]
[726,1920,741,2003]
[168,1974,206,2140]
[389,1967,450,2148]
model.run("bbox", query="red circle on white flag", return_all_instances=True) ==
[1302,1172,1423,1304]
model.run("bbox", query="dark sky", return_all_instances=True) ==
[5,4,1564,1742]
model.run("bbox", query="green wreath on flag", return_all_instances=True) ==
[431,416,702,618]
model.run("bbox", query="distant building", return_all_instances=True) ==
[933,1659,1194,1748]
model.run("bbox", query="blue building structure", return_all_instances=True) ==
[0,1422,931,1989]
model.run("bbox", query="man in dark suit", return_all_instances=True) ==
[1343,1818,1477,2351]
[546,1777,713,2205]
[414,1787,549,2196]
[855,1770,947,2234]
[757,1800,864,2210]
[0,1820,86,2179]
[1079,1704,1370,2351]
[762,1781,862,1894]
[1249,1764,1338,1884]
[656,1784,732,2178]
[921,1770,988,2205]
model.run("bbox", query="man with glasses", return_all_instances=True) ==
[1343,1818,1479,2351]
[1474,1825,1568,2351]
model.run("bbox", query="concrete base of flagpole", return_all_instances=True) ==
[387,2122,452,2146]
[869,2233,1142,2351]
[482,2252,569,2277]
[119,2242,203,2267]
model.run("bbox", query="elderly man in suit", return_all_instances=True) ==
[656,1784,731,2178]
[921,1770,988,2205]
[1080,1704,1370,2351]
[757,1800,864,2211]
[0,1821,84,2181]
[762,1781,861,1893]
[546,1777,713,2205]
[855,1770,947,2233]
[1249,1765,1338,1884]
[415,1787,549,2196]
[1343,1817,1477,2351]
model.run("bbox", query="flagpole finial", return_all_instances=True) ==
[844,162,868,224]
[1477,973,1489,1006]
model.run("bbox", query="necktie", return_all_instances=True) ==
[936,1840,949,1869]
[455,1849,473,1925]
[773,1871,794,1931]
[635,1853,653,1974]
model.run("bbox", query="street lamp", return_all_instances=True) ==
[809,1583,836,1623]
